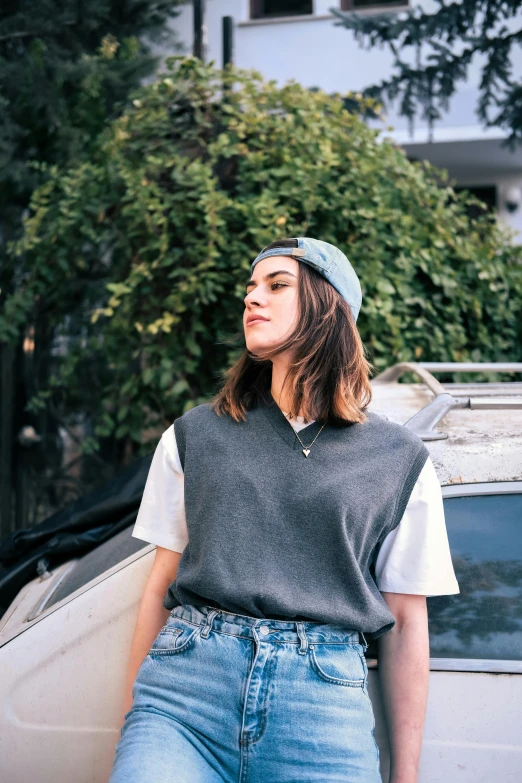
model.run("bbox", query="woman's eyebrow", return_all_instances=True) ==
[245,270,297,289]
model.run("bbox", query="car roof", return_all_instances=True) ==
[367,362,522,486]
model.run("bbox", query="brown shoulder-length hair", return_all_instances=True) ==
[209,238,375,427]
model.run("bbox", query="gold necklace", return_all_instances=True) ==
[284,412,327,458]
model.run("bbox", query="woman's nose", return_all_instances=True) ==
[245,289,265,306]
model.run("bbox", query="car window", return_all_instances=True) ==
[428,492,522,661]
[45,526,149,610]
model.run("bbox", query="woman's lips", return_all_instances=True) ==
[247,318,269,326]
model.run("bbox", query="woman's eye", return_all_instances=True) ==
[244,282,287,297]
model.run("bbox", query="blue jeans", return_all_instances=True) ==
[109,603,382,782]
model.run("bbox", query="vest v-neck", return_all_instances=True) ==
[258,396,326,450]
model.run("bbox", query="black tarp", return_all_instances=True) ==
[0,454,152,614]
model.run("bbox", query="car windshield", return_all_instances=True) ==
[428,491,522,661]
[46,526,148,609]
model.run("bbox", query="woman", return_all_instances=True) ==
[109,237,459,783]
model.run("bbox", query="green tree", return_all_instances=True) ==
[331,1,522,145]
[0,0,182,255]
[2,57,521,462]
[0,0,184,532]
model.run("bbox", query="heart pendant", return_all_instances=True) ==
[302,448,310,457]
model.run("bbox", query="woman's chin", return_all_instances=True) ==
[246,340,263,354]
[245,338,274,355]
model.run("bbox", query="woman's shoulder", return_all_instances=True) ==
[174,401,242,431]
[360,408,429,453]
[174,401,214,426]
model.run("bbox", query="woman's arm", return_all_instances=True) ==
[118,545,183,727]
[377,592,430,783]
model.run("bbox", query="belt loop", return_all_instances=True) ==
[201,608,219,639]
[296,621,308,655]
[359,630,368,652]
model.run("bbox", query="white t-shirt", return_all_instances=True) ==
[133,413,460,597]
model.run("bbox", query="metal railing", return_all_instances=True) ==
[371,362,522,441]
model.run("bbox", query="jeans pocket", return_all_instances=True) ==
[149,617,202,656]
[309,643,366,687]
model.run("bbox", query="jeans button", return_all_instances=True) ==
[259,626,270,636]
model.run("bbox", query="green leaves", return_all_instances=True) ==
[376,279,396,295]
[3,56,521,456]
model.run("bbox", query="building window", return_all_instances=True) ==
[340,0,408,9]
[250,0,314,19]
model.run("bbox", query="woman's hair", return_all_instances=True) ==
[209,238,374,427]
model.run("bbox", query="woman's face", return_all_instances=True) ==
[243,255,300,355]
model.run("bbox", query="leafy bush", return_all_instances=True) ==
[3,56,522,455]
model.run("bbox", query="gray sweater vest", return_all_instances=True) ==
[163,396,429,639]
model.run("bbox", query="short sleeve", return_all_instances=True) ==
[131,424,189,553]
[374,455,460,596]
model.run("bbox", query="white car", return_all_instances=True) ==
[1,362,521,783]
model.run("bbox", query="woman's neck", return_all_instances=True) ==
[270,355,303,418]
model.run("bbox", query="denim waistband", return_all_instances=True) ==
[171,603,368,651]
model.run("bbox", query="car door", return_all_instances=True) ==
[368,482,522,783]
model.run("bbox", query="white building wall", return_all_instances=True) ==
[456,173,522,243]
[161,1,522,241]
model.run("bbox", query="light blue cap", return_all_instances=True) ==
[251,237,362,322]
